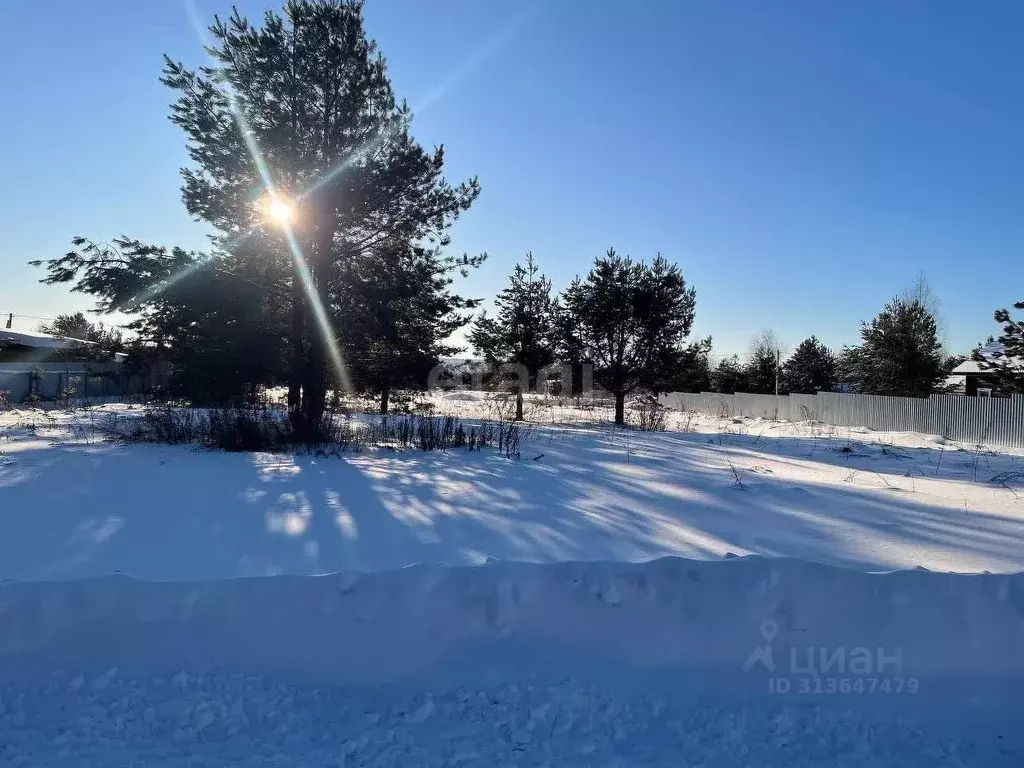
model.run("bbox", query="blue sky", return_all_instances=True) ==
[1,0,1021,357]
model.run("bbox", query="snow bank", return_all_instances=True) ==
[3,556,1023,765]
[2,556,1021,683]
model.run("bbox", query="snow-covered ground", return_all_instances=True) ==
[2,394,1024,579]
[2,394,1024,764]
[2,558,1024,766]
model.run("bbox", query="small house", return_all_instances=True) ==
[948,342,1021,397]
[0,328,125,402]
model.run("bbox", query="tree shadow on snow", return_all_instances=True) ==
[1,426,1023,579]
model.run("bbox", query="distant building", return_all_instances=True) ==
[947,341,1020,397]
[0,328,99,362]
[0,328,126,402]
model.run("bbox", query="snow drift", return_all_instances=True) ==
[1,556,1022,683]
[2,556,1023,765]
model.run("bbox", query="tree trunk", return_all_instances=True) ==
[380,384,390,415]
[299,198,336,435]
[515,389,524,421]
[614,392,625,425]
[287,272,304,422]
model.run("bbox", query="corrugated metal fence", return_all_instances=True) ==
[659,390,1024,449]
[0,362,145,404]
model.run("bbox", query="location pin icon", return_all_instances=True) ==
[760,620,778,643]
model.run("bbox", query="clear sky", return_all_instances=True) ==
[1,0,1022,357]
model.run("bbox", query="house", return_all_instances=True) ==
[0,328,125,402]
[0,328,95,362]
[947,341,1021,397]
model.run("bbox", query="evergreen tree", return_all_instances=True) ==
[972,301,1024,393]
[469,253,556,420]
[781,336,837,394]
[558,250,696,424]
[350,240,482,413]
[744,330,781,394]
[711,354,747,394]
[33,1,480,426]
[845,297,944,397]
[941,353,967,377]
[662,337,712,393]
[836,346,861,391]
[34,235,291,405]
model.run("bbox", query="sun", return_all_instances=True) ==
[262,195,294,227]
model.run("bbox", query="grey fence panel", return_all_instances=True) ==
[0,370,31,403]
[662,389,1024,450]
[0,362,131,404]
[930,394,1024,448]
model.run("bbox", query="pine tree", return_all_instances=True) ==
[941,353,967,378]
[836,346,861,390]
[744,331,781,394]
[349,240,482,413]
[662,337,713,393]
[469,253,556,420]
[558,250,696,424]
[846,297,944,397]
[711,354,747,394]
[34,235,293,405]
[973,301,1024,393]
[33,1,480,426]
[781,336,837,394]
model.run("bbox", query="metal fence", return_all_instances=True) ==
[659,390,1024,449]
[0,362,150,404]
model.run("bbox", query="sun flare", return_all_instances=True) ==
[264,196,294,226]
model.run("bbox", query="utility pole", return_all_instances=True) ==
[774,348,781,396]
[5,313,11,329]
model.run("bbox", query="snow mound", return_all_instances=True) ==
[1,556,1022,683]
[1,557,1023,763]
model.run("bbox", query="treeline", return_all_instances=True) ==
[697,292,953,398]
[27,0,1024,427]
[694,291,964,399]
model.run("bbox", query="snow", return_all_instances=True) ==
[3,396,1024,763]
[2,399,1024,578]
[2,672,1014,766]
[0,558,1022,765]
[0,328,91,350]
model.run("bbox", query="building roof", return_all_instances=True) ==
[951,341,1023,375]
[0,328,94,350]
[950,359,993,374]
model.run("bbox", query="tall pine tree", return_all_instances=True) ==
[33,1,481,427]
[845,297,943,397]
[469,253,556,420]
[558,250,696,424]
[781,336,837,394]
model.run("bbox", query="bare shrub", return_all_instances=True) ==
[628,394,667,432]
[101,406,524,458]
[679,410,697,433]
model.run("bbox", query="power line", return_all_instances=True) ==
[1,311,134,333]
[0,311,62,323]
